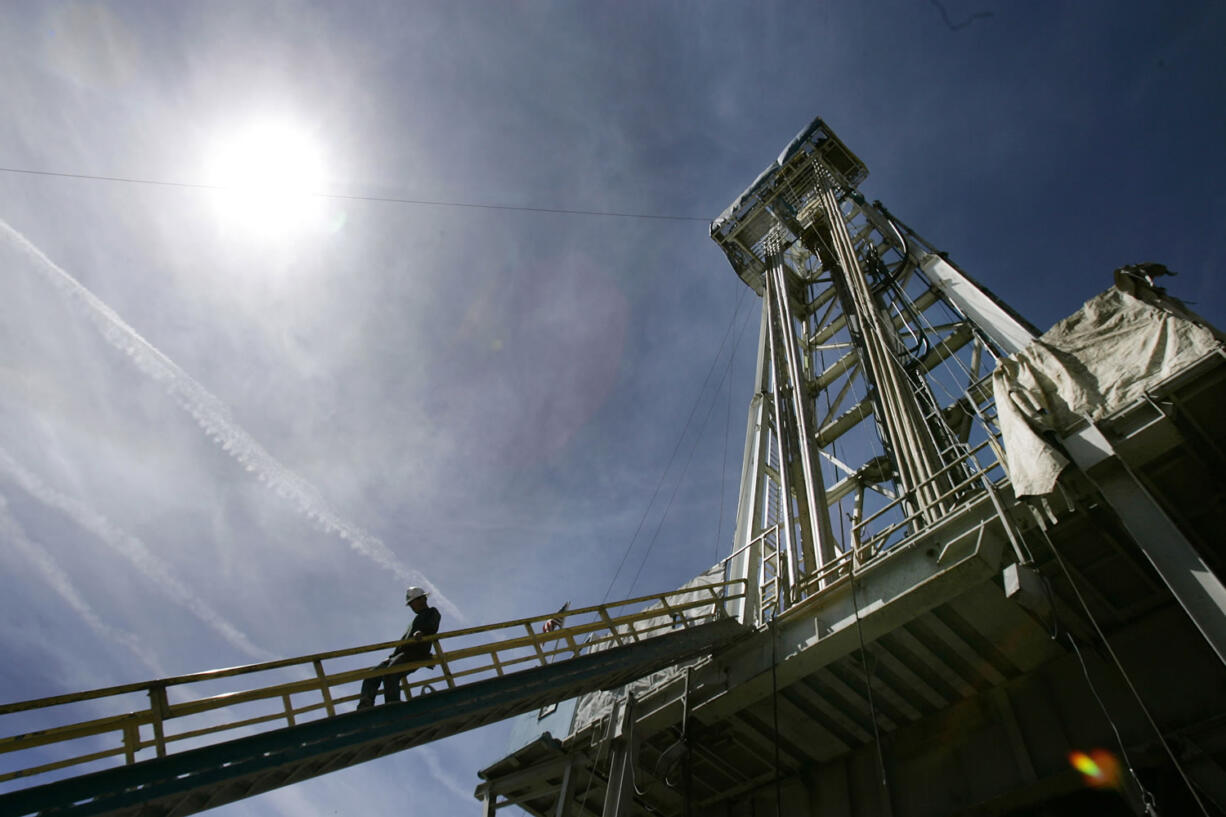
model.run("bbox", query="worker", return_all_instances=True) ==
[356,586,442,709]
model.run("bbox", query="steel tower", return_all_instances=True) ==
[712,118,1034,624]
[475,116,1226,817]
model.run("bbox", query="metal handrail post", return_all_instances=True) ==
[313,660,337,719]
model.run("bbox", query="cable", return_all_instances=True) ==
[1066,631,1157,814]
[713,293,750,563]
[602,286,750,602]
[868,217,929,367]
[577,709,616,815]
[928,0,994,31]
[624,295,756,597]
[1037,521,1210,816]
[715,291,751,553]
[0,165,710,223]
[714,337,736,563]
[850,568,892,809]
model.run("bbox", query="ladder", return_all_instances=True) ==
[0,582,747,817]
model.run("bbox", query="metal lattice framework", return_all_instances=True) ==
[472,116,1226,817]
[713,118,1038,622]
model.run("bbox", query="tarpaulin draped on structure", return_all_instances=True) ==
[992,285,1222,497]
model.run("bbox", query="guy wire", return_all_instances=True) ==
[603,286,750,602]
[850,568,893,811]
[1066,630,1157,814]
[1037,520,1208,816]
[577,709,616,815]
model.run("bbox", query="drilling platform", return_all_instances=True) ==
[2,116,1224,817]
[474,118,1226,816]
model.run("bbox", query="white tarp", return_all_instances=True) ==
[570,562,727,737]
[992,285,1221,497]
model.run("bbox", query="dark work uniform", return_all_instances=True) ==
[360,605,442,705]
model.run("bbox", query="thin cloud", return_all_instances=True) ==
[0,445,276,662]
[0,493,165,677]
[419,745,480,805]
[0,218,463,622]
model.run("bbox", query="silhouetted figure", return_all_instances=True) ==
[356,586,441,709]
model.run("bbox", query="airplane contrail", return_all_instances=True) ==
[419,745,479,804]
[0,493,165,677]
[0,218,462,621]
[0,446,277,661]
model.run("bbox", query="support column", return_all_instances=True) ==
[763,245,838,578]
[554,757,576,817]
[601,695,637,817]
[728,303,770,626]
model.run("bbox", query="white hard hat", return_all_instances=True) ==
[405,586,427,604]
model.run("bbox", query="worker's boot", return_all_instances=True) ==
[355,696,374,711]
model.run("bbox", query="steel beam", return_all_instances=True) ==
[1065,425,1226,665]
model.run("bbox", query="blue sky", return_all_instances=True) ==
[1,2,1223,814]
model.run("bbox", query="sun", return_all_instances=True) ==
[205,120,326,236]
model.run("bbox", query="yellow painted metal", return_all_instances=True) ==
[281,694,295,727]
[433,641,459,689]
[0,582,743,788]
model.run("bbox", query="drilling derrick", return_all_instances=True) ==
[713,119,1034,621]
[477,115,1226,817]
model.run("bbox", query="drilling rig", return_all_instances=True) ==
[476,116,1226,817]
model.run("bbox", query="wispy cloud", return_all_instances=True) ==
[0,445,277,662]
[0,493,165,677]
[0,218,462,621]
[418,744,478,805]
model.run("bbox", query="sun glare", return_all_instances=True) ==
[206,120,326,236]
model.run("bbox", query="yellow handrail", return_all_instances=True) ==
[0,580,744,787]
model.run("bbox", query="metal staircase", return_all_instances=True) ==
[0,583,748,817]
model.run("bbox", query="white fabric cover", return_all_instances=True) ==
[570,562,727,737]
[992,286,1221,497]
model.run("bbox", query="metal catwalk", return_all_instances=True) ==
[0,586,748,817]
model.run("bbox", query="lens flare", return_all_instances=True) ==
[1069,749,1122,789]
[1070,751,1100,778]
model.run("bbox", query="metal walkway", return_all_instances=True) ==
[0,583,747,817]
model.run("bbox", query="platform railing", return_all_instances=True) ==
[0,581,744,789]
[851,436,1005,561]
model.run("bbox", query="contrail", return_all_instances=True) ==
[0,446,276,662]
[419,745,479,804]
[0,493,165,677]
[0,218,462,621]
